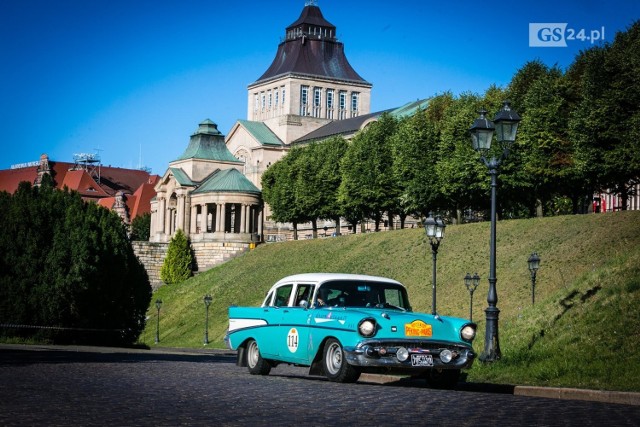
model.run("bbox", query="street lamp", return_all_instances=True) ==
[154,298,163,344]
[203,294,213,345]
[527,252,541,304]
[464,273,481,321]
[424,212,446,315]
[469,101,521,362]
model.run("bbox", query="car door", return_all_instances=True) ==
[277,283,315,364]
[257,283,293,358]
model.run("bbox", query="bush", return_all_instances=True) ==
[130,212,151,241]
[0,181,152,346]
[160,229,193,284]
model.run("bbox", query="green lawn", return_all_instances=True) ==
[142,211,640,392]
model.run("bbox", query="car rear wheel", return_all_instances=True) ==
[424,368,460,389]
[246,339,271,375]
[322,338,360,383]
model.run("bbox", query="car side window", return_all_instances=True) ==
[294,284,314,307]
[274,285,293,307]
[262,290,274,307]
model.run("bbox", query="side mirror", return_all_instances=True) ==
[298,300,309,308]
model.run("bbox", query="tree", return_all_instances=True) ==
[261,148,309,239]
[0,182,151,345]
[294,143,325,238]
[516,66,580,216]
[569,21,640,210]
[130,212,151,241]
[435,91,491,222]
[160,229,193,284]
[339,113,399,231]
[315,137,349,232]
[390,106,440,220]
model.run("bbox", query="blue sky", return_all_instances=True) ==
[1,0,639,175]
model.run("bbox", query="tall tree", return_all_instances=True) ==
[570,21,640,210]
[315,137,348,233]
[436,91,491,222]
[515,66,576,216]
[390,105,441,220]
[339,113,398,231]
[261,148,308,239]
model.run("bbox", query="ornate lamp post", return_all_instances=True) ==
[464,273,481,321]
[424,213,446,315]
[527,252,541,304]
[154,298,163,344]
[203,294,213,345]
[469,101,521,362]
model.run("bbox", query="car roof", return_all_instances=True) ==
[273,273,404,287]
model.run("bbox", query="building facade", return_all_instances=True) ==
[150,120,263,245]
[226,2,372,191]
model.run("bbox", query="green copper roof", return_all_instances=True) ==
[173,119,242,163]
[169,167,194,186]
[390,98,431,118]
[193,168,261,195]
[238,120,283,147]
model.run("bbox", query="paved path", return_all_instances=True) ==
[1,345,639,426]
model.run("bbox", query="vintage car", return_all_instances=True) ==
[226,273,477,387]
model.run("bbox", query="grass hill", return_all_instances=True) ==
[141,211,640,391]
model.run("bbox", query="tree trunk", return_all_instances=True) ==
[621,183,629,210]
[293,221,298,240]
[536,198,544,217]
[311,218,318,239]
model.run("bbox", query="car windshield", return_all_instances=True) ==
[314,280,410,311]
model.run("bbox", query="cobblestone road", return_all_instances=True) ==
[1,345,638,426]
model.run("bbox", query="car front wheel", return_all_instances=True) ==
[322,338,360,383]
[246,339,271,375]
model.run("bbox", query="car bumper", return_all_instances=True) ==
[343,339,476,371]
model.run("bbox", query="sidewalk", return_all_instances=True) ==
[2,343,638,406]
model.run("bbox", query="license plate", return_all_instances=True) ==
[411,354,433,367]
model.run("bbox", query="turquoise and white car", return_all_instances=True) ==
[226,273,477,387]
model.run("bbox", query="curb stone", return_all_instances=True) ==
[514,385,640,406]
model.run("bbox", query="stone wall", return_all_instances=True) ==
[132,241,168,290]
[132,241,251,290]
[191,241,250,272]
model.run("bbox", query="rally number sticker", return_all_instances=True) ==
[287,328,299,353]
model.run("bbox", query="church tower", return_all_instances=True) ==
[246,1,372,144]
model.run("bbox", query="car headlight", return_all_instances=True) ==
[358,318,377,337]
[396,346,409,362]
[439,349,453,363]
[461,324,476,341]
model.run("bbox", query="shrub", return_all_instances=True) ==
[0,181,151,345]
[160,229,193,284]
[130,212,151,241]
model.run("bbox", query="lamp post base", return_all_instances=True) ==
[479,306,501,362]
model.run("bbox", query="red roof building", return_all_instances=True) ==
[0,154,159,223]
